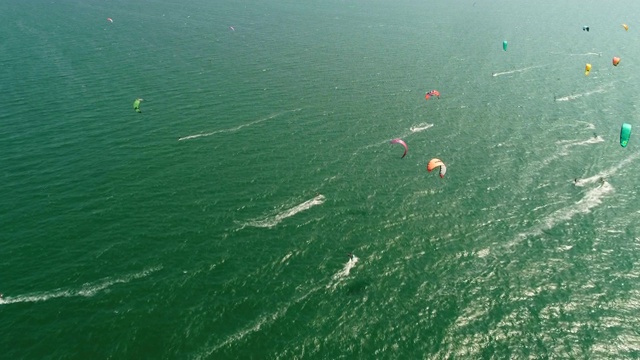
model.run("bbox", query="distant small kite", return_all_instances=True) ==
[229,26,235,31]
[133,98,143,113]
[621,123,632,147]
[107,18,113,23]
[425,90,440,100]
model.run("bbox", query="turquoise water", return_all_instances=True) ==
[3,0,640,358]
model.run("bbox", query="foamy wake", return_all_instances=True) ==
[178,108,302,141]
[197,284,321,358]
[575,120,596,130]
[555,82,614,101]
[533,135,602,170]
[535,181,612,235]
[197,255,360,358]
[327,255,359,290]
[0,266,162,305]
[555,87,608,102]
[241,194,326,229]
[492,65,544,77]
[513,153,639,243]
[555,136,604,156]
[410,123,434,133]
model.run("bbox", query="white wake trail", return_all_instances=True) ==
[178,109,301,141]
[198,255,360,357]
[0,266,162,305]
[327,255,359,290]
[241,194,326,229]
[512,153,639,244]
[492,65,544,77]
[555,88,608,102]
[410,123,434,133]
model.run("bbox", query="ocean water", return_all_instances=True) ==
[3,0,640,358]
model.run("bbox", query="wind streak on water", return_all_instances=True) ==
[555,136,604,156]
[549,51,602,57]
[178,108,302,141]
[197,256,359,358]
[0,266,162,305]
[492,65,545,77]
[555,87,609,102]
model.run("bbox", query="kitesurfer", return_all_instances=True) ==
[347,253,354,260]
[574,178,578,184]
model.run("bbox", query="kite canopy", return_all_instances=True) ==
[621,123,632,147]
[427,158,446,178]
[425,90,440,100]
[390,139,408,158]
[133,98,143,113]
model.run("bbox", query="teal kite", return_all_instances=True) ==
[620,123,632,147]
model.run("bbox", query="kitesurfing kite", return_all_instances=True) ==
[503,40,508,51]
[229,26,235,31]
[427,158,446,178]
[621,123,632,147]
[425,90,440,100]
[582,26,589,31]
[133,98,143,113]
[623,24,629,31]
[107,18,113,23]
[613,57,621,66]
[585,63,592,76]
[390,139,408,158]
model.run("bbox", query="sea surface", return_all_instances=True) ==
[3,0,640,358]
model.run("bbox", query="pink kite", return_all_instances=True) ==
[390,138,408,158]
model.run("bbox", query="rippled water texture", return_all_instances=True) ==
[2,0,640,358]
